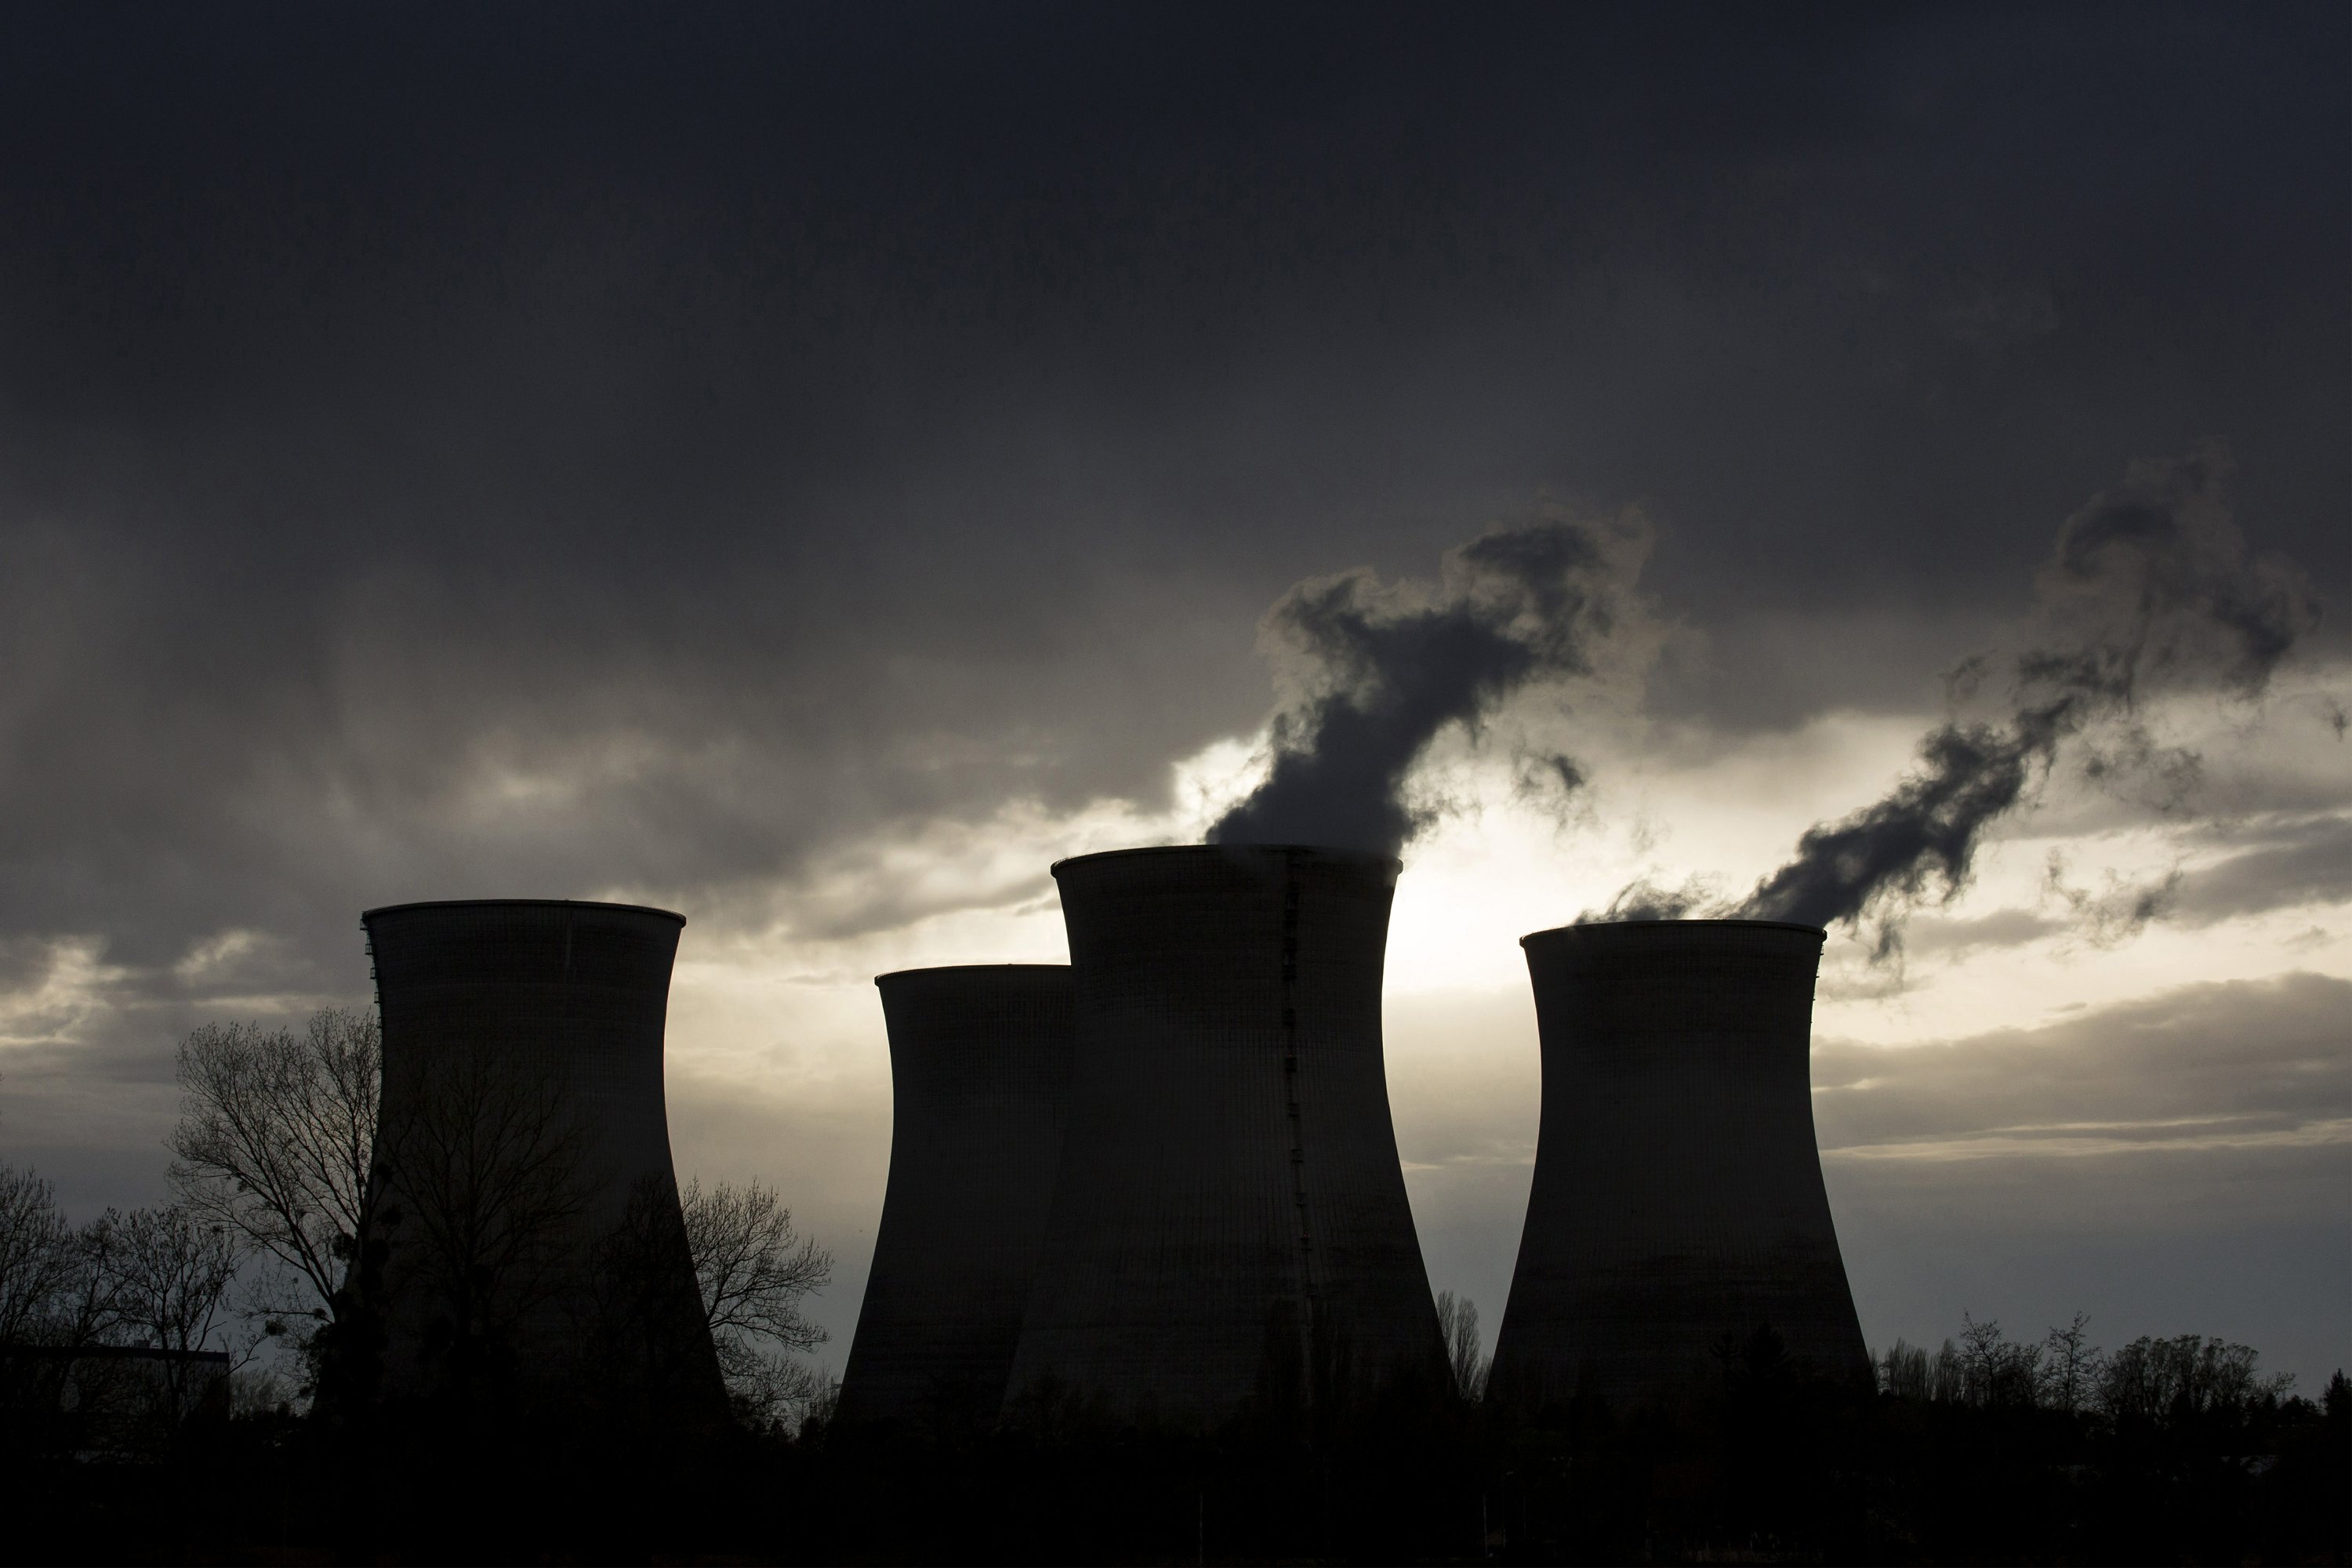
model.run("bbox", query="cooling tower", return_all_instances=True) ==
[360,899,719,1403]
[1489,919,1868,1407]
[837,964,1075,1428]
[1006,845,1446,1425]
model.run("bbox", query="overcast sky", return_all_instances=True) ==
[2,3,2345,1387]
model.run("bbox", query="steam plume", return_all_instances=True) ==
[1731,449,2318,941]
[2042,850,2183,948]
[1209,517,1644,858]
[1588,875,1715,923]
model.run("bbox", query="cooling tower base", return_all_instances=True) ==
[1490,919,1869,1410]
[838,964,1074,1429]
[358,899,721,1414]
[1007,844,1447,1427]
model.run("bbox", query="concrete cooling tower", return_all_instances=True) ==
[1006,845,1446,1425]
[837,964,1076,1428]
[361,899,718,1403]
[1489,919,1868,1408]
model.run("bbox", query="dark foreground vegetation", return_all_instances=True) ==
[6,1010,2345,1563]
[5,1322,2346,1565]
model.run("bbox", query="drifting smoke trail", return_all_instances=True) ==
[2042,850,2183,948]
[1730,449,2319,943]
[1734,716,2060,937]
[1590,874,1715,923]
[1209,517,1646,858]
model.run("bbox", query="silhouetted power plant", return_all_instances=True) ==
[1006,845,1447,1424]
[361,898,719,1400]
[356,874,1879,1425]
[838,964,1076,1428]
[1490,918,1870,1406]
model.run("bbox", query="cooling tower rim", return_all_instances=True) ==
[361,897,686,927]
[1048,842,1403,877]
[1519,916,1826,948]
[873,962,1070,988]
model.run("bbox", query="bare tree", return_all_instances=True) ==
[1435,1290,1490,1402]
[2098,1333,2293,1425]
[101,1204,241,1422]
[1878,1338,1932,1399]
[731,1352,838,1432]
[169,1009,382,1327]
[0,1163,77,1346]
[2039,1312,2100,1414]
[678,1177,832,1425]
[1956,1313,2042,1406]
[1929,1338,1962,1402]
[2,1191,237,1433]
[0,1163,111,1431]
[106,1206,239,1353]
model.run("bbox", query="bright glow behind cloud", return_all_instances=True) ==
[633,662,2350,1378]
[4,662,2343,1385]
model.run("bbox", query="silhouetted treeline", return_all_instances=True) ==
[5,1308,2345,1564]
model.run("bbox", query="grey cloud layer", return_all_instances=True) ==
[2172,815,2352,927]
[1813,972,2350,1156]
[1816,973,2351,1382]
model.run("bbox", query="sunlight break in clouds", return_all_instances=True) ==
[637,640,2349,1378]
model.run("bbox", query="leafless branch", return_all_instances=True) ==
[168,1008,382,1320]
[681,1177,831,1358]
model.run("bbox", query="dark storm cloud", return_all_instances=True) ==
[1730,451,2321,943]
[1207,518,1639,856]
[0,2,2341,1010]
